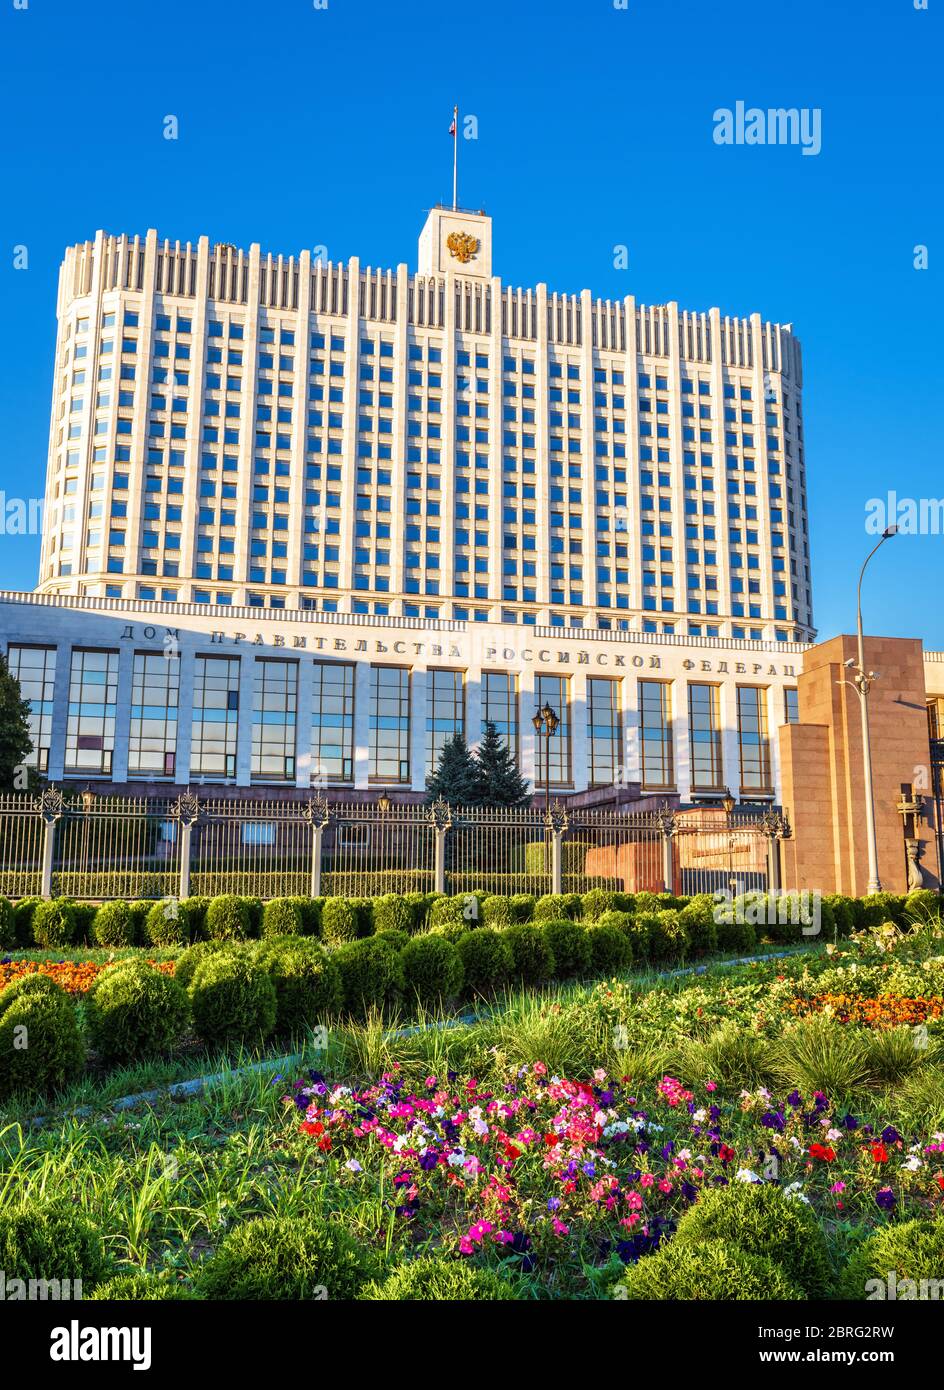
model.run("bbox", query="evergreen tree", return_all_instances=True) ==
[0,656,35,792]
[474,720,531,807]
[425,733,481,806]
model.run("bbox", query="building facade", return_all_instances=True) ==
[37,206,814,643]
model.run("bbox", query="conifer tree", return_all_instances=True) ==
[425,732,481,806]
[474,720,531,807]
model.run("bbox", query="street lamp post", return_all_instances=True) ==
[721,786,737,897]
[848,525,898,895]
[532,702,560,813]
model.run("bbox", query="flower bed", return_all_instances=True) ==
[0,957,175,996]
[785,994,944,1027]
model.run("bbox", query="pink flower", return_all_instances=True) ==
[830,1181,846,1193]
[533,1062,548,1076]
[639,1173,655,1188]
[705,1081,717,1092]
[552,1218,570,1236]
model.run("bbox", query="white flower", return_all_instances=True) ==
[783,1182,810,1205]
[900,1155,923,1172]
[826,1128,842,1142]
[446,1149,466,1167]
[345,1159,362,1173]
[692,1108,707,1123]
[735,1169,762,1184]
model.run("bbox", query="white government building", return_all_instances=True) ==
[1,204,818,803]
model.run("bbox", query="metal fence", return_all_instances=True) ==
[0,788,788,902]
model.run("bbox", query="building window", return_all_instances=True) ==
[639,679,674,790]
[482,670,519,764]
[784,686,800,724]
[311,661,354,783]
[129,651,179,778]
[688,682,723,791]
[191,655,239,779]
[65,648,118,775]
[737,686,772,794]
[369,664,410,783]
[426,667,464,775]
[587,677,622,787]
[242,821,276,846]
[252,659,297,781]
[6,644,56,773]
[534,674,571,786]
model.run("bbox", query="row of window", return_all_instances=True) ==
[8,643,797,794]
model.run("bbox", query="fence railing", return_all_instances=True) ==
[0,789,790,903]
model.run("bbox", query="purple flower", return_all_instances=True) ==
[881,1126,901,1145]
[875,1187,896,1211]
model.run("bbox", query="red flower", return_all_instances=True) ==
[317,1136,332,1152]
[299,1120,323,1137]
[870,1143,889,1164]
[809,1143,836,1162]
[718,1144,735,1163]
[543,1133,559,1146]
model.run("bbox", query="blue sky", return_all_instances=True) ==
[0,0,940,644]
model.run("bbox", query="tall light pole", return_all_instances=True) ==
[532,702,560,813]
[848,524,898,894]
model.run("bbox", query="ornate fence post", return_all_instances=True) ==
[546,801,569,896]
[304,794,331,898]
[37,787,65,900]
[174,791,201,902]
[428,797,453,895]
[761,809,790,894]
[655,804,677,896]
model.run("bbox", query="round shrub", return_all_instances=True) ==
[12,896,42,947]
[0,985,85,1099]
[179,896,211,938]
[373,893,414,935]
[86,960,190,1064]
[194,1213,376,1300]
[509,893,537,923]
[205,894,251,942]
[0,971,63,1011]
[678,897,718,956]
[481,894,516,928]
[404,892,436,932]
[359,1256,517,1300]
[0,896,14,950]
[32,897,77,947]
[587,922,633,976]
[0,1200,107,1288]
[333,935,405,1016]
[860,892,907,929]
[581,889,634,922]
[173,938,236,991]
[430,894,482,931]
[400,934,464,1009]
[674,1183,833,1298]
[321,896,359,945]
[504,923,555,985]
[287,896,323,937]
[613,1237,803,1300]
[541,919,591,978]
[239,897,264,937]
[822,893,856,939]
[189,951,276,1048]
[646,910,688,965]
[709,893,757,954]
[254,940,343,1033]
[457,928,513,996]
[92,900,137,948]
[144,898,189,947]
[90,1273,195,1300]
[534,893,580,922]
[838,1219,944,1300]
[633,891,663,917]
[262,898,303,939]
[71,903,98,944]
[905,888,941,922]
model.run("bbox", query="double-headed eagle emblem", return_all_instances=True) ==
[446,230,478,264]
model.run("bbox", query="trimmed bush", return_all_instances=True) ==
[534,893,581,922]
[144,898,189,947]
[678,896,718,956]
[587,922,633,975]
[905,888,941,921]
[0,971,63,1011]
[633,891,663,917]
[823,893,857,939]
[321,896,360,945]
[430,893,483,931]
[205,894,251,941]
[509,893,537,923]
[195,1213,376,1300]
[674,1183,833,1298]
[0,1200,108,1289]
[254,939,343,1033]
[373,893,413,935]
[174,938,236,990]
[400,934,464,1009]
[333,935,405,1016]
[71,903,98,943]
[481,894,516,927]
[504,922,556,985]
[860,892,907,929]
[540,919,592,978]
[290,896,324,936]
[189,951,276,1047]
[92,900,138,948]
[581,889,635,922]
[838,1218,944,1300]
[179,896,211,938]
[13,896,42,947]
[404,892,437,932]
[613,1237,803,1300]
[457,927,513,996]
[0,896,14,950]
[0,984,85,1099]
[240,897,265,937]
[90,1273,195,1300]
[359,1256,518,1300]
[646,910,688,965]
[262,897,303,939]
[31,897,77,947]
[86,960,190,1063]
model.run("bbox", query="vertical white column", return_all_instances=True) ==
[665,303,687,627]
[123,230,159,591]
[175,643,195,785]
[439,274,456,602]
[47,641,72,781]
[110,643,135,783]
[622,675,641,787]
[674,679,691,803]
[178,237,210,588]
[410,666,428,792]
[295,656,313,788]
[622,295,643,625]
[519,665,537,790]
[466,665,482,753]
[572,668,589,792]
[578,288,597,616]
[235,653,254,787]
[353,659,371,788]
[708,308,734,631]
[750,313,776,636]
[720,682,741,798]
[337,257,360,607]
[486,275,504,617]
[532,284,550,624]
[287,250,312,595]
[389,265,410,609]
[233,245,262,603]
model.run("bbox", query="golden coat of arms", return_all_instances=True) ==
[446,230,478,264]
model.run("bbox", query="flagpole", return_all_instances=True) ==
[452,104,458,210]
